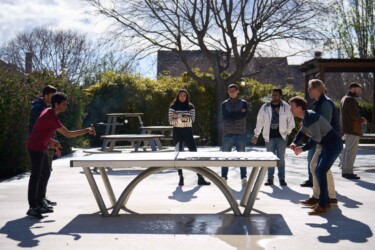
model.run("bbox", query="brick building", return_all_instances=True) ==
[157,50,305,92]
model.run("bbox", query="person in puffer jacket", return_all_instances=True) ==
[169,89,210,186]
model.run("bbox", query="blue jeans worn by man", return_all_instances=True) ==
[266,137,287,181]
[315,140,343,208]
[221,134,247,179]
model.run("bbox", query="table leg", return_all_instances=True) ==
[99,168,116,207]
[155,138,163,150]
[82,167,109,216]
[148,139,157,151]
[111,167,165,215]
[240,167,260,207]
[101,116,113,150]
[242,167,269,216]
[191,167,242,216]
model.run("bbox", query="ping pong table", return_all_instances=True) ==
[70,151,279,217]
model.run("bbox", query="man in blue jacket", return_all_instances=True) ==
[290,96,343,215]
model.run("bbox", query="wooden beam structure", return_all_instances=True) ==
[300,58,375,129]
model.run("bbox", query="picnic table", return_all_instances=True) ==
[360,133,375,140]
[70,151,279,217]
[100,134,164,152]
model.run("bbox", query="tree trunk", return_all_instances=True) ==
[215,77,227,146]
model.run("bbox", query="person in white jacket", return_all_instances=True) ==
[251,89,295,186]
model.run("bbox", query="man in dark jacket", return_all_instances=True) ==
[29,85,57,134]
[340,83,366,180]
[28,85,57,207]
[221,84,248,186]
[290,96,343,215]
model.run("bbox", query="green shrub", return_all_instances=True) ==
[83,71,303,146]
[0,69,86,179]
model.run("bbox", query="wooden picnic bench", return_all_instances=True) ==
[141,126,200,141]
[360,133,375,140]
[100,134,164,152]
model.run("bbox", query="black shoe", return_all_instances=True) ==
[178,176,184,186]
[342,173,360,180]
[37,205,54,214]
[45,198,57,206]
[280,179,287,186]
[27,208,44,219]
[265,179,274,186]
[300,180,313,187]
[198,177,211,186]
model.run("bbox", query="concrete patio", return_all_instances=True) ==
[0,146,374,250]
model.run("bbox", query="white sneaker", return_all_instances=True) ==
[221,177,227,184]
[241,178,248,186]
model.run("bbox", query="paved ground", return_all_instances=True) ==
[0,146,374,250]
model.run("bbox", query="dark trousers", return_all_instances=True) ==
[173,127,202,179]
[27,150,51,208]
[316,135,343,207]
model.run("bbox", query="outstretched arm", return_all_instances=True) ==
[56,124,96,138]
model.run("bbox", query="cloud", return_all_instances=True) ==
[0,0,109,46]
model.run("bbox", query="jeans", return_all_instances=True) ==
[221,134,247,179]
[27,150,51,208]
[265,137,287,180]
[306,144,317,182]
[316,134,343,208]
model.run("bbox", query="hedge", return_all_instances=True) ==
[0,69,86,179]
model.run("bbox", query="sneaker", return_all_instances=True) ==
[37,205,54,214]
[26,207,43,219]
[329,198,338,206]
[300,197,319,207]
[300,180,313,187]
[241,178,247,186]
[308,204,327,215]
[44,198,57,206]
[265,179,274,186]
[279,179,287,186]
[221,177,227,184]
[342,173,360,180]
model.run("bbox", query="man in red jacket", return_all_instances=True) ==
[26,92,96,219]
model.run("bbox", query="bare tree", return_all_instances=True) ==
[0,27,94,83]
[86,0,329,141]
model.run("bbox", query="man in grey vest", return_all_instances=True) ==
[221,84,248,186]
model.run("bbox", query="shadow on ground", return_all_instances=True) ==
[0,217,80,248]
[306,208,372,244]
[260,185,309,204]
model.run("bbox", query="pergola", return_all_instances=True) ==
[300,58,375,128]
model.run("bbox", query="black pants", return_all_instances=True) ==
[27,150,51,208]
[173,127,202,178]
